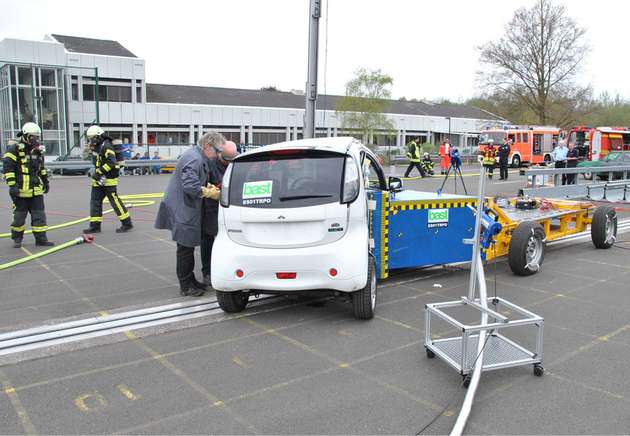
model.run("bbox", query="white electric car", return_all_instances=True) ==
[211,137,402,319]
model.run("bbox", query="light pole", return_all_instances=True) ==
[304,0,321,139]
[446,117,451,145]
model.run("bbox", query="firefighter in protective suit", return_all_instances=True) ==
[480,139,498,179]
[83,125,133,234]
[3,122,54,248]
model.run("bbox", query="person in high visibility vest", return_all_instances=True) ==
[2,122,54,248]
[83,125,133,234]
[404,137,426,177]
[480,139,498,179]
[439,140,452,174]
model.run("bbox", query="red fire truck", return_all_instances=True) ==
[567,126,630,161]
[478,127,560,167]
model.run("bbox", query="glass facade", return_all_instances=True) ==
[0,64,67,156]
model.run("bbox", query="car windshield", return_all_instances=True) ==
[228,150,344,209]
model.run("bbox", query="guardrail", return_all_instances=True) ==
[521,164,630,200]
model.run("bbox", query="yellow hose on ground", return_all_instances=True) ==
[0,193,163,239]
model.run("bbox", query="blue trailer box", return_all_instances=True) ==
[370,190,477,279]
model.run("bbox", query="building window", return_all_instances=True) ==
[71,83,78,100]
[40,69,56,87]
[82,84,132,102]
[136,86,142,103]
[18,67,33,86]
[83,84,95,101]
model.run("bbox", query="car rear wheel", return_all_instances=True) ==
[352,257,377,320]
[216,290,249,313]
[508,222,546,276]
[591,206,617,249]
[583,171,592,180]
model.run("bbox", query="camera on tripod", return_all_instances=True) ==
[450,147,462,169]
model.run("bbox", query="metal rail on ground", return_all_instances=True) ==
[0,295,280,360]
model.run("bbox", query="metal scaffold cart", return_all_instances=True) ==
[424,164,545,386]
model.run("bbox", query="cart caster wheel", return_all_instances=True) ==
[462,374,472,388]
[533,364,544,377]
[425,348,435,359]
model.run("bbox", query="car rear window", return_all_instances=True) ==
[229,150,345,208]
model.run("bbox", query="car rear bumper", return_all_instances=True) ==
[211,224,368,293]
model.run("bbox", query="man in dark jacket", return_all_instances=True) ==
[155,131,226,296]
[498,138,511,180]
[201,141,238,286]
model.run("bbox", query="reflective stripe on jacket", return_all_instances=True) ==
[2,141,47,198]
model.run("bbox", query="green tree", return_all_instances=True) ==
[478,0,589,125]
[336,68,394,144]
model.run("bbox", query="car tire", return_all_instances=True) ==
[508,222,546,276]
[511,155,521,168]
[352,256,377,320]
[583,172,592,180]
[216,290,249,313]
[591,206,617,249]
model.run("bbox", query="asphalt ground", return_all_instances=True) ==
[0,165,629,434]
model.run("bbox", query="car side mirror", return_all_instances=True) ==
[388,176,403,192]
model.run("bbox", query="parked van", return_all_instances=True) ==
[211,137,402,319]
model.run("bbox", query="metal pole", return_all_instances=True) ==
[467,164,487,300]
[304,0,321,139]
[94,67,100,124]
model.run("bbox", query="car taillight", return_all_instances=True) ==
[235,269,244,278]
[220,164,232,207]
[329,268,338,277]
[342,156,359,204]
[276,272,297,279]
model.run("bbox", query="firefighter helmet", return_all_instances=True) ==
[22,122,41,137]
[86,125,105,140]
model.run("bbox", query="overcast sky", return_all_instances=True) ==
[1,0,628,102]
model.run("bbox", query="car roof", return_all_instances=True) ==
[235,137,365,160]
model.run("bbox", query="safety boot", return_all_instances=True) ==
[34,233,54,247]
[83,223,101,234]
[13,238,22,249]
[116,218,134,233]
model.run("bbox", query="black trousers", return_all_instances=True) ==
[176,243,196,285]
[566,162,577,184]
[404,162,425,177]
[555,161,567,185]
[89,185,130,224]
[499,160,509,180]
[11,196,47,241]
[200,234,215,277]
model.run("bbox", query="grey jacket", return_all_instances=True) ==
[155,146,210,247]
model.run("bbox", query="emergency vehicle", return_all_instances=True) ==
[478,127,560,167]
[567,126,630,161]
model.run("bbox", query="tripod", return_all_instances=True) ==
[438,160,468,195]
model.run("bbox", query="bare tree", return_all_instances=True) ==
[478,0,589,125]
[336,68,394,144]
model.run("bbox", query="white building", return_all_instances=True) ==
[0,34,505,158]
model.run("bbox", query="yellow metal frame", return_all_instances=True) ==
[484,198,594,261]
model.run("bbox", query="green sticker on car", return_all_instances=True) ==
[243,180,273,200]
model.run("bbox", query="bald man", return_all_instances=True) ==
[201,140,238,286]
